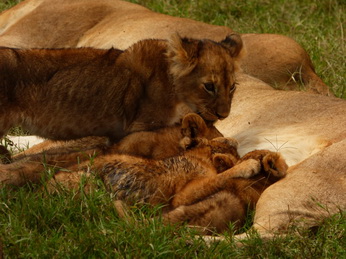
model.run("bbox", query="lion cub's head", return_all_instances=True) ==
[166,33,243,122]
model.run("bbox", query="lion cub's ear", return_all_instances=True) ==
[179,113,208,150]
[166,33,199,78]
[220,34,244,58]
[213,153,238,173]
[181,113,207,139]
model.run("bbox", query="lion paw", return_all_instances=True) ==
[262,153,288,178]
[235,159,261,178]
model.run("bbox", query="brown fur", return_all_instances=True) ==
[0,0,331,95]
[5,70,346,240]
[0,34,242,141]
[0,144,11,164]
[11,113,222,162]
[1,0,345,240]
[0,113,222,186]
[0,134,287,234]
[213,73,346,240]
[163,149,287,234]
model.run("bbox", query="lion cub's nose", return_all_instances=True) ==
[216,111,229,120]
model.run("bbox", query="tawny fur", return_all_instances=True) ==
[163,149,288,234]
[5,75,345,238]
[0,0,330,95]
[0,34,242,141]
[214,74,346,240]
[1,0,345,240]
[0,134,287,234]
[0,113,222,185]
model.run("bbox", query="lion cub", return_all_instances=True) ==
[48,137,287,234]
[0,113,222,186]
[0,113,287,233]
[0,33,242,143]
[163,149,288,234]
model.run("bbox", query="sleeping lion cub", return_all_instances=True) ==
[40,137,287,234]
[2,113,222,185]
[0,33,242,143]
[163,149,287,234]
[0,114,287,234]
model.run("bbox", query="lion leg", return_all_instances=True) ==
[0,152,86,187]
[44,170,94,194]
[164,191,245,234]
[212,153,238,173]
[262,152,288,178]
[300,61,333,96]
[0,160,54,186]
[171,159,261,208]
[180,113,208,139]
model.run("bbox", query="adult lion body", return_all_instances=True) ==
[0,34,242,141]
[215,74,346,239]
[0,0,330,95]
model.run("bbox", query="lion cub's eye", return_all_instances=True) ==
[203,82,216,94]
[230,82,237,93]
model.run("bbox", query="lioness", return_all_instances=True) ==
[213,73,346,240]
[0,34,242,142]
[0,0,330,95]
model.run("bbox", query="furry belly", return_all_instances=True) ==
[219,126,329,167]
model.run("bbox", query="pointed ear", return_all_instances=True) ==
[212,153,237,173]
[166,33,198,77]
[220,34,244,58]
[181,113,207,139]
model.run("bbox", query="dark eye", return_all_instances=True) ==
[230,83,237,93]
[203,82,215,94]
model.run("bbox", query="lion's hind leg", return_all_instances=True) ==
[44,170,95,194]
[0,160,52,187]
[164,190,245,234]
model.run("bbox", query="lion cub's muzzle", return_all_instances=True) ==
[215,102,231,120]
[216,112,229,120]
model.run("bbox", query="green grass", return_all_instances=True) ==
[0,0,21,10]
[1,181,345,258]
[0,0,345,257]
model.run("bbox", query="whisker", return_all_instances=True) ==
[264,137,278,152]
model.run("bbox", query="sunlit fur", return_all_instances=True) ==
[0,139,287,234]
[0,34,242,144]
[0,113,222,185]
